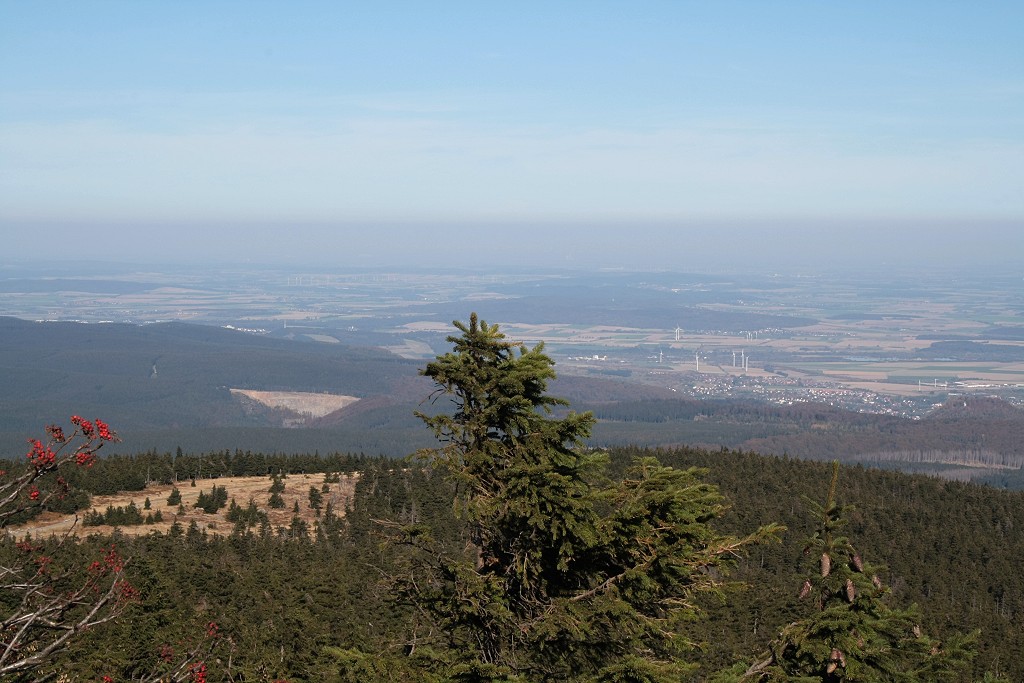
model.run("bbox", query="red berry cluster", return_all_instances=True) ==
[118,582,140,603]
[89,546,125,575]
[102,545,124,573]
[34,554,52,575]
[26,439,56,471]
[71,415,95,438]
[27,417,117,472]
[95,418,116,441]
[70,415,117,441]
[46,424,66,443]
[76,449,97,467]
[189,661,207,683]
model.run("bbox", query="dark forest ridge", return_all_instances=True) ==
[1,313,1023,487]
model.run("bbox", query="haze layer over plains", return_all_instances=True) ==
[2,3,1021,270]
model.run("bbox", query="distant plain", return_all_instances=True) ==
[2,262,1019,409]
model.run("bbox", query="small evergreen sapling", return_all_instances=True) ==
[732,462,975,682]
[167,486,182,506]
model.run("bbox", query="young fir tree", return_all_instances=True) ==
[166,486,182,506]
[372,314,778,683]
[309,485,323,513]
[728,462,975,683]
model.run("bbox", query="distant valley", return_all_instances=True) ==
[2,306,1023,487]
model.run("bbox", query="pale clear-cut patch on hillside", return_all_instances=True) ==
[229,389,360,418]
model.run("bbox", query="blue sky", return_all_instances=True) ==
[1,2,1021,269]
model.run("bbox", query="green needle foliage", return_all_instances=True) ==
[166,486,182,506]
[369,314,780,682]
[730,462,976,682]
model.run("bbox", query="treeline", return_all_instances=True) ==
[4,448,1022,681]
[918,340,1024,362]
[1,448,371,493]
[582,397,1024,487]
[740,413,1024,475]
[850,449,1024,469]
[583,397,870,426]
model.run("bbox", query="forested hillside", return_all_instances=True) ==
[584,396,1024,487]
[0,316,420,431]
[3,316,1022,489]
[1,315,1019,681]
[3,448,1020,681]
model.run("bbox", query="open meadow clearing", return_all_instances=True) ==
[7,473,359,539]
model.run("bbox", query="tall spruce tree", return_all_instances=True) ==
[729,462,975,683]
[374,314,778,683]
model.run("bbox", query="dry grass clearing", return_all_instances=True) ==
[6,473,359,539]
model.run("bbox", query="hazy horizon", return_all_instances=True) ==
[3,219,1021,273]
[2,3,1022,271]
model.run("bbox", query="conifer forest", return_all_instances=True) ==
[2,317,1022,682]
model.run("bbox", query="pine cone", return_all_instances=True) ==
[845,578,855,602]
[850,552,864,572]
[799,580,812,599]
[872,574,882,590]
[820,552,831,578]
[826,648,845,674]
